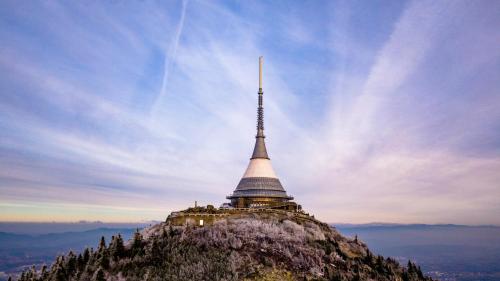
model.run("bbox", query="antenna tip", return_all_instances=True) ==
[258,57,263,89]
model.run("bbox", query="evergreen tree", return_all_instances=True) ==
[83,248,90,263]
[352,264,361,281]
[408,260,414,272]
[99,236,106,251]
[417,265,425,279]
[77,253,84,271]
[376,255,385,274]
[116,234,125,257]
[88,248,97,265]
[94,268,106,281]
[131,230,144,257]
[109,234,125,260]
[148,235,162,266]
[54,265,67,281]
[364,250,373,265]
[402,270,410,281]
[66,251,77,277]
[30,265,37,279]
[99,250,110,269]
[40,265,49,280]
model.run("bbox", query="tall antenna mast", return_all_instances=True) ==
[252,56,269,159]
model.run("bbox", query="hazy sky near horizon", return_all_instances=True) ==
[1,0,499,224]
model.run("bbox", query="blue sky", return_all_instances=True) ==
[0,0,499,224]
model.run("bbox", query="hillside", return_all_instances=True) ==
[0,228,139,279]
[15,209,432,281]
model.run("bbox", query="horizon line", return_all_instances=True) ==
[1,220,499,228]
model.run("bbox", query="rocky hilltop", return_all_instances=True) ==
[16,208,432,281]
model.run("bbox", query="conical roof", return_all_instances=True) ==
[251,132,269,159]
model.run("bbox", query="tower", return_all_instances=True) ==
[227,57,297,210]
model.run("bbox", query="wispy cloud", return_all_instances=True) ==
[0,0,499,224]
[299,0,500,224]
[151,0,189,116]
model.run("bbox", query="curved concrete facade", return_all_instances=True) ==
[242,159,278,178]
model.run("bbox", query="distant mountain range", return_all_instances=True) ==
[335,222,499,228]
[0,222,154,235]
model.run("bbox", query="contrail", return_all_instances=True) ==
[151,0,188,117]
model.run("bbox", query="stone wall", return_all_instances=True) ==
[166,208,322,227]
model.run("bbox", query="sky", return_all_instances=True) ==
[0,0,499,224]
